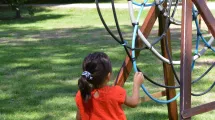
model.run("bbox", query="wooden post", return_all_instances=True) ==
[157,3,178,120]
[180,0,193,120]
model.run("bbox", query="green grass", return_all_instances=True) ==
[0,6,215,120]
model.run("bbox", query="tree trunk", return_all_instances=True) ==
[15,7,21,18]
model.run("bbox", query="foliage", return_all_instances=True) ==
[4,0,28,9]
[3,0,33,18]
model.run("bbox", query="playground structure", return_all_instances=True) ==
[96,0,215,120]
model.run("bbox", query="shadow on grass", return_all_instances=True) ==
[125,101,170,119]
[0,7,62,22]
[0,25,129,119]
[127,111,168,120]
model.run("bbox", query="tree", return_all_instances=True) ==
[4,0,28,18]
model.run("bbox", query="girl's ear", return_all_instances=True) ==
[107,72,111,81]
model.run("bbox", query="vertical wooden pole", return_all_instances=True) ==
[157,3,178,120]
[180,0,193,120]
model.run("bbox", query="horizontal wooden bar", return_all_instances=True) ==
[181,101,215,119]
[139,91,166,103]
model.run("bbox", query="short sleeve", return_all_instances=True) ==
[113,85,126,104]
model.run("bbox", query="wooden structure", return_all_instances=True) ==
[114,0,215,120]
[114,1,179,120]
[180,0,215,119]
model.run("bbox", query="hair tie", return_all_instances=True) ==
[82,71,93,80]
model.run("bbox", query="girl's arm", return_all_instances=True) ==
[76,109,81,120]
[124,72,144,108]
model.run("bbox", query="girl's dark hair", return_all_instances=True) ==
[78,52,112,102]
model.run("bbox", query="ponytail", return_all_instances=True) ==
[78,76,93,102]
[78,52,112,102]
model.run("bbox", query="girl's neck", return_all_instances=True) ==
[101,79,109,87]
[94,79,109,90]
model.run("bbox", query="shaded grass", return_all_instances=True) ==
[0,7,215,120]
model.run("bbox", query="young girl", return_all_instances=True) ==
[75,52,144,120]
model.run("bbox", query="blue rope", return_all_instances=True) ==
[200,35,215,52]
[132,2,144,72]
[131,0,180,104]
[132,1,144,6]
[191,5,215,70]
[132,0,155,7]
[191,60,196,70]
[141,85,180,104]
[192,6,215,53]
[132,0,165,7]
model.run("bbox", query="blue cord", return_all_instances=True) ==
[132,0,163,7]
[200,35,215,52]
[191,8,200,70]
[141,85,180,104]
[191,5,215,70]
[192,6,215,53]
[132,1,143,6]
[132,2,144,72]
[131,0,180,104]
[191,60,196,70]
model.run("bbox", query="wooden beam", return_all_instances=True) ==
[139,91,166,103]
[157,2,178,120]
[181,101,215,119]
[180,0,193,120]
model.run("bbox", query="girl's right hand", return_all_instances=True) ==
[133,72,144,86]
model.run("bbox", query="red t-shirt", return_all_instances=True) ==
[75,85,126,120]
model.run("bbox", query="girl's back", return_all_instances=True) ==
[76,85,126,120]
[75,52,144,120]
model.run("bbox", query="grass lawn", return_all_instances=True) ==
[0,5,215,120]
